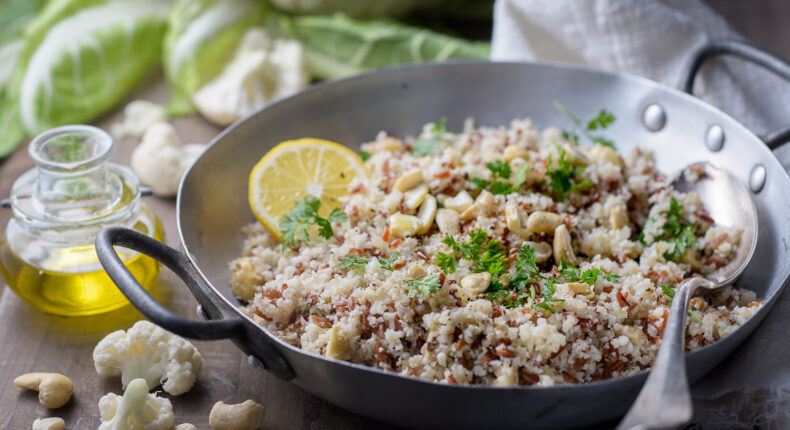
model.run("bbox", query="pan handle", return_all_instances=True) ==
[681,39,790,149]
[96,227,245,339]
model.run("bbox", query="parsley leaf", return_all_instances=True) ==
[470,162,529,195]
[435,252,458,273]
[438,230,507,276]
[358,150,371,161]
[279,197,346,249]
[646,197,697,262]
[661,284,702,323]
[405,274,441,298]
[554,101,617,149]
[558,261,618,285]
[412,117,448,157]
[546,146,593,201]
[337,254,368,271]
[378,252,400,271]
[580,267,605,285]
[604,273,621,282]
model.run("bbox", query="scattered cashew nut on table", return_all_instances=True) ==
[14,372,73,409]
[210,399,266,430]
[31,417,65,430]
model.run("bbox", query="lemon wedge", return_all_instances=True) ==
[248,138,368,240]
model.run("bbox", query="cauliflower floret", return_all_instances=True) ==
[192,27,309,126]
[111,100,168,138]
[130,122,206,197]
[93,320,203,396]
[98,378,174,430]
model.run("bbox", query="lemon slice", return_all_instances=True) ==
[249,138,368,240]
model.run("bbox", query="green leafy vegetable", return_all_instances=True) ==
[412,117,447,157]
[405,274,441,298]
[267,12,490,81]
[163,0,266,114]
[661,284,702,323]
[435,251,457,274]
[553,101,617,148]
[557,262,615,285]
[8,0,170,137]
[545,146,594,201]
[337,254,368,271]
[378,252,400,271]
[279,196,347,248]
[358,150,371,161]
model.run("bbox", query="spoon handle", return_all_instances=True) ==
[616,277,710,430]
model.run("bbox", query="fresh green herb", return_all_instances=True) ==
[405,274,441,298]
[500,245,564,312]
[558,261,619,285]
[554,102,617,148]
[438,230,507,276]
[279,197,347,249]
[545,146,593,201]
[509,245,543,292]
[647,197,697,262]
[412,117,448,157]
[358,150,371,161]
[337,254,369,271]
[378,252,400,271]
[470,161,529,195]
[534,279,564,313]
[661,284,702,323]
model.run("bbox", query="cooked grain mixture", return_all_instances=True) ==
[231,117,762,386]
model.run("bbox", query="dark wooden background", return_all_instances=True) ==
[0,2,788,428]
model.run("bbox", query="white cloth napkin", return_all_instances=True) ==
[492,1,790,428]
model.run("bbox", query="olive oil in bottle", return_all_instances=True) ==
[0,125,164,316]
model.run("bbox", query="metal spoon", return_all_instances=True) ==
[617,162,758,430]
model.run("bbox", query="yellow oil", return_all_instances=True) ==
[0,208,164,316]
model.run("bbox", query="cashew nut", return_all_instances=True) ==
[557,282,590,295]
[553,224,578,266]
[388,213,421,238]
[14,372,73,409]
[32,418,65,430]
[526,211,563,234]
[559,143,589,167]
[503,145,530,162]
[460,272,491,297]
[393,169,423,192]
[402,184,429,212]
[526,241,553,263]
[680,249,703,271]
[609,205,630,230]
[365,137,403,153]
[460,190,494,221]
[415,195,437,234]
[209,400,265,430]
[435,209,460,235]
[175,425,198,430]
[443,190,474,213]
[408,264,426,278]
[588,144,624,168]
[231,257,258,302]
[505,203,530,239]
[326,324,350,360]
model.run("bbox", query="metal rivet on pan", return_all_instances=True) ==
[750,164,766,193]
[248,355,266,369]
[642,104,666,131]
[706,125,725,151]
[196,305,209,320]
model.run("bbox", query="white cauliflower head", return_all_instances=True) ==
[130,122,206,197]
[93,320,203,396]
[192,27,309,126]
[98,378,174,430]
[111,100,168,138]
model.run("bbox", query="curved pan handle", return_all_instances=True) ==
[681,39,790,149]
[96,227,244,340]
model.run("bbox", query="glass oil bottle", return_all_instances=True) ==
[0,125,164,316]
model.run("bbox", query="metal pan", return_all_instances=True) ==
[97,40,790,429]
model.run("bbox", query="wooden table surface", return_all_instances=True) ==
[1,3,788,428]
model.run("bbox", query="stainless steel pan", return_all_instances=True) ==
[97,40,790,429]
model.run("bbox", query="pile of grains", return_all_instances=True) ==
[231,117,762,386]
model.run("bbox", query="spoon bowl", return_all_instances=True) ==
[617,162,758,430]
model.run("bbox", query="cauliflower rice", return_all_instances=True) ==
[231,117,762,386]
